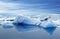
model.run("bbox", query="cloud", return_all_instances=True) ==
[0,1,30,16]
[0,0,60,16]
[0,1,47,15]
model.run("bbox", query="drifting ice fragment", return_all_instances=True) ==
[43,26,56,35]
[42,21,57,35]
[1,21,13,29]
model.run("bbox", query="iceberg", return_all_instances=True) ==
[12,15,53,32]
[1,21,14,29]
[13,15,41,26]
[41,20,57,35]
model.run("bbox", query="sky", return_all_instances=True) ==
[0,0,60,16]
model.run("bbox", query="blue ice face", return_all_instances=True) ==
[13,15,41,26]
[42,22,57,35]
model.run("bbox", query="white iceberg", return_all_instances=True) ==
[13,15,41,26]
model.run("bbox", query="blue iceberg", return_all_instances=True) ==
[1,21,14,29]
[13,15,41,26]
[42,21,57,35]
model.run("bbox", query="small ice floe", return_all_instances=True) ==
[1,20,14,29]
[0,17,15,28]
[41,20,57,35]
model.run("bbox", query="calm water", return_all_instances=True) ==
[0,25,60,39]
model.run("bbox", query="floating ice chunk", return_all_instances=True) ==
[43,26,56,35]
[41,20,57,35]
[1,21,14,29]
[13,15,41,26]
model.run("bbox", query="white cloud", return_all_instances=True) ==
[0,1,34,15]
[0,1,58,16]
[0,1,16,13]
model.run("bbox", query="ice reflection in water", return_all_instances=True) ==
[3,25,13,29]
[3,24,57,35]
[0,16,58,35]
[1,23,57,36]
[42,22,57,35]
[13,23,40,32]
[1,21,57,35]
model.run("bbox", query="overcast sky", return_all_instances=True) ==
[0,0,60,16]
